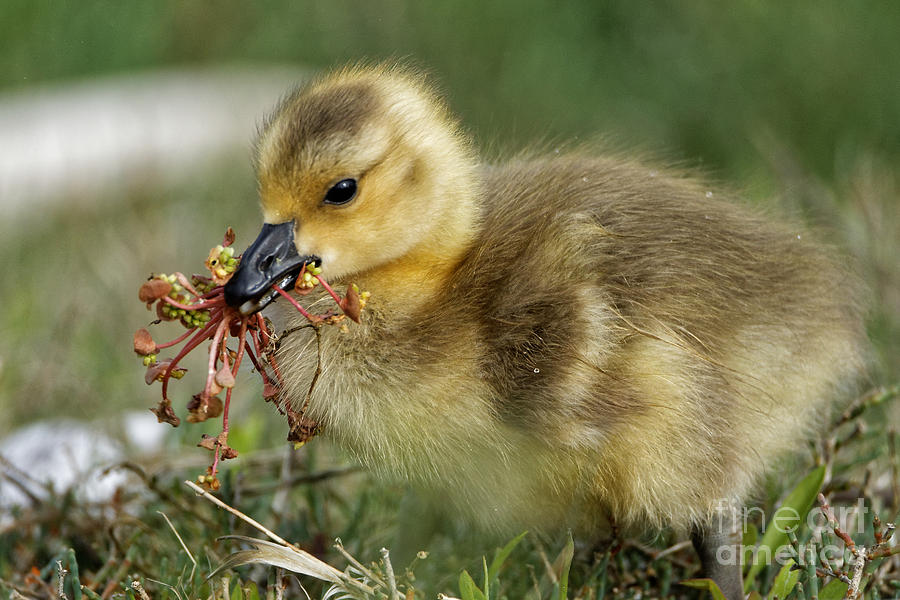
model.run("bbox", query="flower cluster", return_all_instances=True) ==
[133,228,367,490]
[205,243,238,284]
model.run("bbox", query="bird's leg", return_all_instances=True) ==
[691,500,745,600]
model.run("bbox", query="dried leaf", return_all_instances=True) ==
[223,227,236,247]
[215,367,236,389]
[339,285,361,323]
[145,359,187,385]
[207,536,350,586]
[139,278,172,305]
[150,398,180,427]
[287,413,320,445]
[133,328,158,355]
[197,434,218,451]
[186,393,223,423]
[197,432,236,459]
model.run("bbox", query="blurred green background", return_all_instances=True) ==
[1,2,897,456]
[1,1,898,595]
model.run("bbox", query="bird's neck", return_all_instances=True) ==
[355,191,480,312]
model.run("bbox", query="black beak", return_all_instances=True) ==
[223,221,318,315]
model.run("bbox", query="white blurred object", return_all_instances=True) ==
[0,419,123,510]
[122,409,169,452]
[0,65,305,218]
[0,412,168,517]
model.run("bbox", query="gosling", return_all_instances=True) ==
[223,65,867,599]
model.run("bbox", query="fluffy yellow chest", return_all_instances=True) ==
[273,304,595,534]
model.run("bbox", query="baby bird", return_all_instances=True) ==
[224,65,867,599]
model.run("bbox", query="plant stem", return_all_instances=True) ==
[314,273,343,305]
[162,295,220,312]
[272,284,318,322]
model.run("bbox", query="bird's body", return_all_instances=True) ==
[276,153,864,535]
[224,65,868,598]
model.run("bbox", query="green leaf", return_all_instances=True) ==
[459,570,486,600]
[555,533,574,600]
[766,559,799,600]
[80,586,102,600]
[817,579,849,600]
[588,548,611,598]
[243,582,260,600]
[65,548,82,600]
[680,578,727,600]
[744,466,825,591]
[742,523,759,574]
[488,531,527,583]
[230,578,244,600]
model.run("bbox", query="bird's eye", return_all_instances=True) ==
[324,178,358,205]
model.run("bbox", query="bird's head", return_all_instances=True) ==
[225,65,479,315]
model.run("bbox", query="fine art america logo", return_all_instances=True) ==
[712,497,884,567]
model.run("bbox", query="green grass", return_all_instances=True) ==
[1,2,898,598]
[1,389,898,598]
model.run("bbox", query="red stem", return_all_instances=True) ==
[252,312,283,386]
[242,342,268,382]
[209,331,242,481]
[160,313,222,399]
[272,284,318,322]
[201,287,224,300]
[313,274,343,306]
[204,314,231,397]
[162,295,220,312]
[174,272,203,298]
[269,350,285,387]
[210,445,221,478]
[256,313,270,347]
[244,330,275,386]
[249,325,267,369]
[156,327,197,350]
[248,322,282,385]
[224,319,249,434]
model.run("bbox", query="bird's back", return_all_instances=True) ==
[435,154,867,529]
[281,153,867,534]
